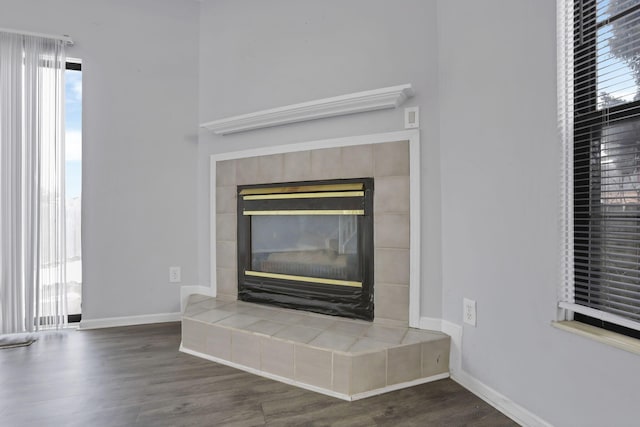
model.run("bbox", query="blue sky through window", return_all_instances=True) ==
[596,0,640,107]
[64,66,82,316]
[65,68,81,198]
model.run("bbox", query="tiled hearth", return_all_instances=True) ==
[181,294,450,400]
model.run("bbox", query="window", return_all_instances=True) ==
[1,31,73,332]
[65,60,82,323]
[562,0,640,338]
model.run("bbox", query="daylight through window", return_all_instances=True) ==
[65,61,82,321]
[563,0,640,338]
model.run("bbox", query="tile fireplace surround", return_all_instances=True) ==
[215,140,412,325]
[181,136,451,399]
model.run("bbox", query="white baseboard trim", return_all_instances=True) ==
[351,373,449,401]
[440,319,462,377]
[180,285,215,313]
[179,344,449,402]
[418,316,442,331]
[451,370,553,427]
[78,312,182,330]
[419,317,552,427]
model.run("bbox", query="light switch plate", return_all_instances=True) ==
[404,106,419,129]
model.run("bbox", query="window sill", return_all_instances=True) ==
[552,320,640,356]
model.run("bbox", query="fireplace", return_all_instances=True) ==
[237,178,374,320]
[187,135,445,400]
[214,140,412,326]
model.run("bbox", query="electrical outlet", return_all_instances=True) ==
[463,298,476,327]
[169,266,181,283]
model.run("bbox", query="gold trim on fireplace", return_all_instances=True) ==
[243,209,364,216]
[239,182,364,196]
[245,270,362,288]
[243,191,364,201]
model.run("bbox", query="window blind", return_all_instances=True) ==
[560,0,640,333]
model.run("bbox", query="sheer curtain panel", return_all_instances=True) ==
[0,32,67,333]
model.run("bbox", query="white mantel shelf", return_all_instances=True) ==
[200,84,414,135]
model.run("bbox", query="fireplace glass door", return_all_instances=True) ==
[251,215,360,283]
[237,178,374,320]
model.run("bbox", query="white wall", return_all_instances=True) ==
[4,0,640,424]
[438,1,640,426]
[197,0,444,319]
[0,0,200,319]
[199,1,640,425]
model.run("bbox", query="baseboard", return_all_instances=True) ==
[420,317,551,427]
[451,370,553,427]
[418,316,442,331]
[78,312,181,330]
[350,373,450,401]
[180,285,215,312]
[440,319,462,376]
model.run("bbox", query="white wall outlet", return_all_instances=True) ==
[169,266,181,283]
[404,106,419,129]
[463,298,477,326]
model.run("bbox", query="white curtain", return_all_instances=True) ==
[0,32,67,333]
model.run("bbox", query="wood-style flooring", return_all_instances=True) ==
[0,322,518,426]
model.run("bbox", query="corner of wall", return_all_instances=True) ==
[180,285,215,313]
[423,316,552,427]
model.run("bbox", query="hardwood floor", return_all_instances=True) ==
[0,322,517,426]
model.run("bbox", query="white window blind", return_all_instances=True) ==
[559,0,640,335]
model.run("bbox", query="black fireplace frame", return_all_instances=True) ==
[237,178,374,321]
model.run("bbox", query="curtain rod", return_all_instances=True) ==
[0,27,74,46]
